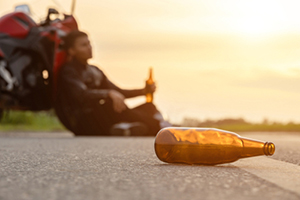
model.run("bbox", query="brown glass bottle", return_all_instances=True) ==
[154,127,275,165]
[145,67,154,103]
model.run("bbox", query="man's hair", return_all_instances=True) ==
[63,30,88,50]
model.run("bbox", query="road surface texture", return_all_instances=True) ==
[0,131,299,200]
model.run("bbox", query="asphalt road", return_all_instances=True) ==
[0,131,299,200]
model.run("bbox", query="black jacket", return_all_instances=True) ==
[55,59,145,129]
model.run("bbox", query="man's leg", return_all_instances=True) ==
[77,100,170,136]
[115,103,169,135]
[92,99,161,135]
[73,100,119,136]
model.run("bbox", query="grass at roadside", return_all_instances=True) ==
[211,123,300,132]
[1,112,300,132]
[0,110,65,131]
[181,117,300,132]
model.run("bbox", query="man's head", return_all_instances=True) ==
[63,31,92,63]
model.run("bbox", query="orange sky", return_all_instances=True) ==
[2,0,300,123]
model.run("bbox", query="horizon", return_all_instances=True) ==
[2,0,300,124]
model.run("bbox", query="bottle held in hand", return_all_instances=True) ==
[146,67,154,103]
[154,127,275,165]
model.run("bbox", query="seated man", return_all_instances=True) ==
[55,30,171,136]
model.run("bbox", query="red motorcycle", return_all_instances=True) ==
[0,4,78,119]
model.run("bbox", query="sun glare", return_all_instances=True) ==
[142,0,300,41]
[230,1,292,37]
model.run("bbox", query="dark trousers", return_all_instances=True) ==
[74,99,161,136]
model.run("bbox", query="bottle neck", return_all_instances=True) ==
[148,67,153,80]
[239,137,275,158]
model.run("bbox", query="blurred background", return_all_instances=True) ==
[1,0,300,128]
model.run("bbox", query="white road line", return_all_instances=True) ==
[232,157,300,195]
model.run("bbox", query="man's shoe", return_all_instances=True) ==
[110,122,148,136]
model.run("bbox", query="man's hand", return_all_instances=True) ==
[108,90,127,113]
[144,82,157,94]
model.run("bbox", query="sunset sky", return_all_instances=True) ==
[2,0,300,123]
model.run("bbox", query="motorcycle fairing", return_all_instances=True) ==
[0,12,37,39]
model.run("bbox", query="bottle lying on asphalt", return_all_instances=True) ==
[154,127,275,165]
